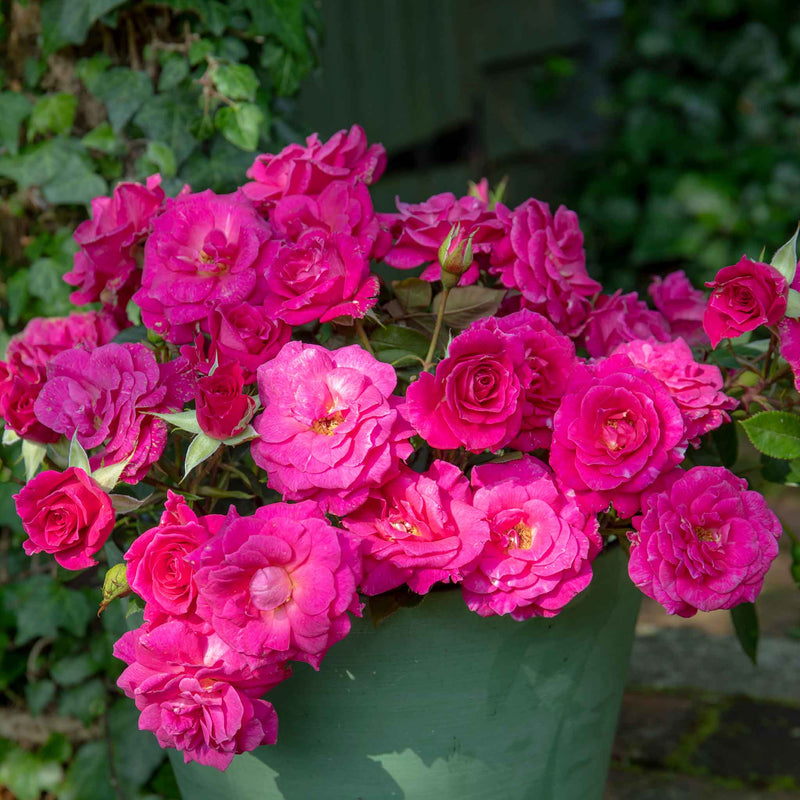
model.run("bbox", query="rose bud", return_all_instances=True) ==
[195,362,256,440]
[438,223,475,289]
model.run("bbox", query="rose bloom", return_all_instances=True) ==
[188,502,362,669]
[704,255,788,348]
[261,229,379,325]
[133,190,274,343]
[195,362,256,440]
[404,326,530,453]
[34,343,192,483]
[614,338,737,447]
[550,353,686,518]
[242,124,386,211]
[115,618,286,770]
[378,191,505,285]
[125,492,225,620]
[252,342,413,516]
[341,461,490,595]
[461,457,601,620]
[64,174,165,312]
[489,198,600,335]
[629,467,781,616]
[470,309,577,450]
[648,270,708,346]
[15,467,114,570]
[581,291,671,358]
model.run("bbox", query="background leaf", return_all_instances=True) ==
[739,411,800,459]
[730,601,759,665]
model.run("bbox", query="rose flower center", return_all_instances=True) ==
[509,521,534,551]
[312,410,345,435]
[250,566,293,612]
[694,526,717,542]
[601,410,635,452]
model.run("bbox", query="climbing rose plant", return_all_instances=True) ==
[2,123,797,770]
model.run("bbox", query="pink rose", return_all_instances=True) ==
[378,192,505,285]
[261,230,379,325]
[133,190,274,343]
[15,467,114,570]
[648,270,708,346]
[252,342,413,515]
[629,467,781,616]
[550,354,686,517]
[581,291,671,358]
[34,343,191,483]
[341,461,490,595]
[195,363,256,440]
[461,457,601,620]
[489,199,599,335]
[703,256,788,348]
[470,309,577,450]
[125,492,225,620]
[243,125,386,211]
[205,303,291,384]
[614,338,737,447]
[64,174,166,311]
[188,502,362,668]
[404,327,530,453]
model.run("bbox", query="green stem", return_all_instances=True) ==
[354,319,375,355]
[423,286,450,371]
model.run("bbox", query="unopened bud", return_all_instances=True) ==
[98,563,132,616]
[438,224,475,289]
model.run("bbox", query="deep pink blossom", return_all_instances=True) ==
[188,502,362,668]
[404,327,530,453]
[341,461,489,595]
[648,270,708,346]
[195,362,256,440]
[614,338,737,447]
[550,354,686,517]
[252,342,413,515]
[243,125,386,211]
[379,191,504,285]
[34,343,191,483]
[125,492,225,620]
[461,457,601,620]
[261,230,379,325]
[15,467,114,570]
[489,199,599,335]
[629,467,781,616]
[133,191,274,343]
[64,174,165,311]
[704,256,787,348]
[470,309,577,450]
[581,291,671,358]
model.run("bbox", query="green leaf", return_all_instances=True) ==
[392,278,432,312]
[81,122,123,155]
[76,53,113,94]
[222,424,258,446]
[51,653,97,687]
[91,455,131,492]
[158,53,190,92]
[107,700,165,792]
[69,433,91,475]
[786,288,800,319]
[24,680,55,716]
[56,678,106,725]
[184,433,221,479]
[22,439,47,481]
[212,63,259,101]
[40,0,128,55]
[740,411,800,459]
[7,269,29,325]
[710,422,738,468]
[109,492,151,513]
[189,39,215,66]
[61,741,115,800]
[143,140,177,178]
[770,224,799,285]
[370,324,431,365]
[151,410,202,435]
[28,94,77,140]
[134,91,200,166]
[92,68,153,132]
[0,92,32,155]
[432,286,506,329]
[730,601,759,665]
[215,103,266,151]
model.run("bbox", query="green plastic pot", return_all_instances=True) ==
[169,545,640,800]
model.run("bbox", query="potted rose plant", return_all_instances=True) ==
[1,124,794,800]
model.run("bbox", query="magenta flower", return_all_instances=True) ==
[341,461,489,595]
[629,467,781,616]
[580,291,671,358]
[64,174,166,312]
[379,191,504,285]
[243,124,386,211]
[34,343,192,483]
[489,198,599,335]
[471,309,577,450]
[648,270,708,346]
[195,362,256,440]
[188,502,362,668]
[704,256,788,348]
[133,190,274,343]
[15,467,114,570]
[252,342,413,515]
[404,326,530,453]
[461,457,601,620]
[261,230,379,325]
[550,354,686,517]
[614,338,737,447]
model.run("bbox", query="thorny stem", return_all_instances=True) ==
[424,286,450,371]
[354,319,375,355]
